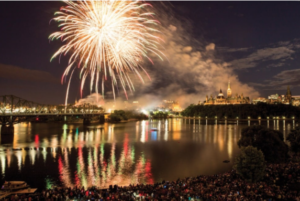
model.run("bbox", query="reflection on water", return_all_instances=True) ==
[0,119,293,190]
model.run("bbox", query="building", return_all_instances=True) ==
[253,86,300,106]
[202,81,250,105]
[252,97,268,104]
[157,100,182,112]
[292,96,300,106]
[268,94,284,104]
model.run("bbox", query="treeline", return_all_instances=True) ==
[150,111,169,119]
[181,103,300,118]
[109,110,148,122]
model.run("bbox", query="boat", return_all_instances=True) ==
[1,181,29,191]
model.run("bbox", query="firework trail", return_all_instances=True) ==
[49,0,164,105]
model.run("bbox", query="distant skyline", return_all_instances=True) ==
[1,1,300,105]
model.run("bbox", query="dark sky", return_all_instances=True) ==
[1,1,300,104]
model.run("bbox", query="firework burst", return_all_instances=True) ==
[49,0,164,104]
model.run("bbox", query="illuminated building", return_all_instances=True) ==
[202,81,250,105]
[156,100,182,112]
[253,86,300,106]
[252,97,268,104]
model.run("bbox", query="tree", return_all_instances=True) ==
[109,113,122,122]
[287,126,300,154]
[180,103,300,119]
[151,111,168,119]
[114,110,128,120]
[238,125,289,163]
[234,146,266,183]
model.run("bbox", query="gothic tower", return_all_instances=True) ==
[227,81,232,98]
[286,85,292,103]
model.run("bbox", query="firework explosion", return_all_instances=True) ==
[49,0,164,104]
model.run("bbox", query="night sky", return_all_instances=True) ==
[1,1,300,105]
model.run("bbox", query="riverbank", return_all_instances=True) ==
[4,160,300,201]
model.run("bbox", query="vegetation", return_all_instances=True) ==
[234,146,266,183]
[109,113,123,122]
[238,125,289,163]
[109,110,148,122]
[181,103,299,118]
[287,126,300,154]
[150,111,169,119]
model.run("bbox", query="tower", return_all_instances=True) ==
[286,85,292,103]
[227,81,232,98]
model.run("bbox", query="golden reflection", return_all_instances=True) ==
[172,132,181,140]
[52,147,56,159]
[141,121,146,143]
[136,122,139,142]
[158,121,161,132]
[42,147,47,162]
[204,124,207,143]
[95,129,101,144]
[29,148,35,165]
[164,120,168,141]
[16,150,22,171]
[13,125,19,149]
[0,152,5,175]
[293,120,295,129]
[193,119,196,133]
[213,124,218,144]
[6,149,11,168]
[79,132,84,147]
[22,148,26,165]
[228,125,233,159]
[108,124,115,142]
[283,120,286,141]
[217,125,224,152]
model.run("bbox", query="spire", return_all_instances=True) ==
[227,80,232,98]
[286,85,292,96]
[220,88,222,93]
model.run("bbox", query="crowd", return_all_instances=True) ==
[2,161,300,201]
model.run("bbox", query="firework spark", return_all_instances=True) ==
[49,0,164,105]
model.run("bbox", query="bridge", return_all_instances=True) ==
[0,95,107,135]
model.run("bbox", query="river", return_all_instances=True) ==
[0,119,293,190]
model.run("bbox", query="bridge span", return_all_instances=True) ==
[0,95,107,135]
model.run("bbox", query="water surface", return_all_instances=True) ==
[0,119,293,190]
